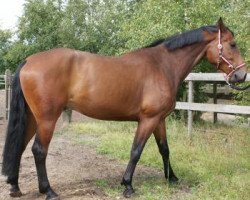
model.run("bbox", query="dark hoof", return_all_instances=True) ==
[45,189,59,200]
[123,186,135,198]
[10,185,22,197]
[10,190,22,198]
[46,196,60,200]
[169,175,179,184]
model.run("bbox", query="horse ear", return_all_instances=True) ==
[217,17,227,33]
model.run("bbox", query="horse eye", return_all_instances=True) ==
[230,43,236,48]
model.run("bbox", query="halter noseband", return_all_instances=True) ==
[216,29,245,83]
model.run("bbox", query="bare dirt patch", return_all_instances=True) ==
[0,120,161,200]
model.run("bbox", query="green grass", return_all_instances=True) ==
[67,119,250,200]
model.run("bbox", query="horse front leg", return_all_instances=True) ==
[121,117,160,198]
[153,119,178,183]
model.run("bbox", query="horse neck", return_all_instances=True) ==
[160,42,208,88]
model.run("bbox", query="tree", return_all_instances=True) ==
[0,29,12,73]
[5,0,137,70]
[60,0,137,55]
[5,0,64,70]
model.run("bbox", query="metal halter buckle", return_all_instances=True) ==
[217,44,223,50]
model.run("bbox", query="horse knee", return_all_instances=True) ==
[159,143,169,157]
[130,145,143,163]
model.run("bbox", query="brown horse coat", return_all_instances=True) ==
[2,19,247,199]
[21,47,177,122]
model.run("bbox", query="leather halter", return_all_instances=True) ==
[216,29,245,82]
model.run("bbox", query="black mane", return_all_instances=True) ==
[145,25,218,50]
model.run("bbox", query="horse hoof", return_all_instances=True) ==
[123,187,135,198]
[10,185,22,198]
[45,189,60,200]
[46,196,60,200]
[10,190,22,198]
[169,175,179,184]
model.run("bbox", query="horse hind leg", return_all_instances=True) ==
[9,110,37,197]
[32,118,59,200]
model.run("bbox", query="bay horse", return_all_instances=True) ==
[2,19,248,199]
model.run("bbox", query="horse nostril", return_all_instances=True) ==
[234,74,238,80]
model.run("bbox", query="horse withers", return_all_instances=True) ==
[2,18,248,199]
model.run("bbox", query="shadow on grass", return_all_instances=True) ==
[94,170,201,199]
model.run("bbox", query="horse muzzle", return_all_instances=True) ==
[228,69,247,84]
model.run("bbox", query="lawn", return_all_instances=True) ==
[66,118,250,200]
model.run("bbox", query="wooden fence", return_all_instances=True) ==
[2,70,250,133]
[2,70,12,120]
[175,73,250,135]
[0,75,5,86]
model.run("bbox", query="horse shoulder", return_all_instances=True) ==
[140,76,176,118]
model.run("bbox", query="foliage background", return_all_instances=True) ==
[0,0,249,106]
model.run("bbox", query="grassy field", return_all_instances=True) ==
[65,118,250,200]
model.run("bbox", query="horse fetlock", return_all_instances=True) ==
[39,182,51,194]
[121,178,135,198]
[168,174,179,184]
[121,177,131,186]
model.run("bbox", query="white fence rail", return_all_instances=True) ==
[176,102,250,115]
[0,70,12,119]
[175,73,250,135]
[184,73,243,81]
[0,75,5,86]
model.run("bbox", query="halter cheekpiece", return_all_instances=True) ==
[216,29,245,82]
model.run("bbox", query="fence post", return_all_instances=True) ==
[62,109,72,126]
[5,69,11,120]
[188,80,193,136]
[213,83,218,123]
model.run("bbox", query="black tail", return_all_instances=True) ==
[2,61,27,184]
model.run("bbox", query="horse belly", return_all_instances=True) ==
[68,89,141,121]
[70,101,139,121]
[67,53,144,120]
